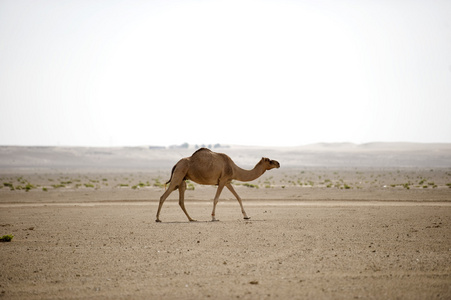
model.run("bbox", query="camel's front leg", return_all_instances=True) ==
[226,183,250,220]
[211,183,225,221]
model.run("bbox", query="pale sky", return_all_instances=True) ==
[1,0,450,147]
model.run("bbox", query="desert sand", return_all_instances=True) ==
[0,144,450,299]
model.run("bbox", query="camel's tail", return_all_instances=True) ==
[165,165,177,190]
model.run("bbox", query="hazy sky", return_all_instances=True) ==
[1,0,450,147]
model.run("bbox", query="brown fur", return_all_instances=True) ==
[156,148,280,222]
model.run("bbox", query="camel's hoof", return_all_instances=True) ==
[155,219,162,223]
[244,217,251,220]
[189,219,198,222]
[211,219,220,222]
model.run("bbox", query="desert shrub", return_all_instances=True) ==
[243,183,259,189]
[153,178,165,188]
[0,234,14,242]
[24,183,35,192]
[186,180,195,190]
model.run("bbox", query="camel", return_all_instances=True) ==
[155,148,280,222]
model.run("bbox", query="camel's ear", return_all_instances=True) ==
[262,157,269,162]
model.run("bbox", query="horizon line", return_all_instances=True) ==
[1,141,451,148]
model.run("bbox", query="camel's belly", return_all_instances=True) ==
[185,167,223,185]
[185,174,219,185]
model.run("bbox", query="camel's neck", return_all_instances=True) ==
[234,161,266,182]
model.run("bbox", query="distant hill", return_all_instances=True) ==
[0,143,450,172]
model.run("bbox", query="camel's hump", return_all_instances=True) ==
[192,148,212,156]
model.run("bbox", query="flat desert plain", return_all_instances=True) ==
[0,144,450,299]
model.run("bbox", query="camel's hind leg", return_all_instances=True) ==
[226,183,250,219]
[156,161,189,222]
[155,183,177,222]
[178,180,196,222]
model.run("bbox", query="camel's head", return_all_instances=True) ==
[261,157,280,170]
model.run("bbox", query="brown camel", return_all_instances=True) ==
[155,148,280,222]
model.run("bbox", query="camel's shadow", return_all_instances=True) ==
[156,218,265,224]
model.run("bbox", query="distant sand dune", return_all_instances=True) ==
[1,143,450,171]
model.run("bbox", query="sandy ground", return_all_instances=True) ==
[1,201,450,299]
[1,145,451,299]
